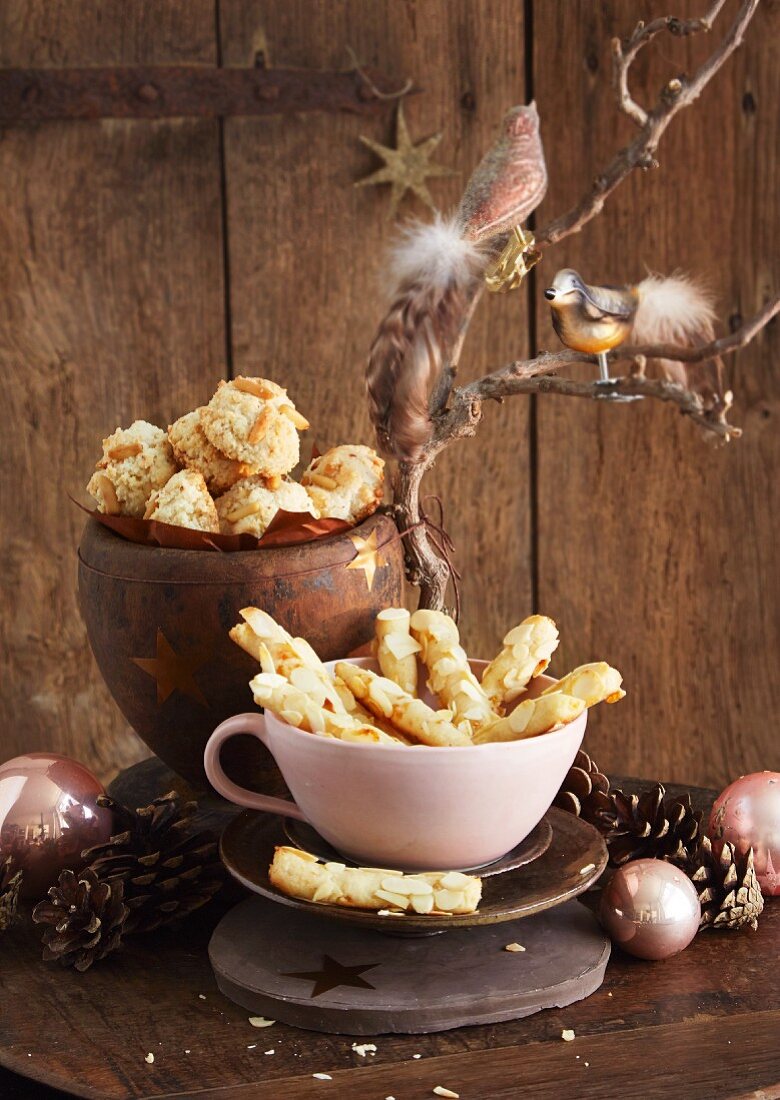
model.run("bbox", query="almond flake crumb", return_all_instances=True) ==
[561,1029,575,1042]
[580,863,596,875]
[265,1049,275,1055]
[433,1088,459,1099]
[247,1044,257,1050]
[352,1042,378,1057]
[607,992,613,997]
[584,1061,590,1067]
[198,994,206,1000]
[145,1053,155,1064]
[313,1073,332,1080]
[413,1053,422,1059]
[504,942,526,952]
[184,1050,190,1055]
[248,1016,276,1028]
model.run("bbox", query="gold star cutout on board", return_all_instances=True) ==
[132,629,209,707]
[282,955,379,999]
[346,528,385,591]
[355,102,456,219]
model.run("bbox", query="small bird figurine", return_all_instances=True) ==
[544,268,724,405]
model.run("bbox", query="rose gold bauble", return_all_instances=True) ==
[599,859,701,960]
[709,771,780,896]
[0,753,114,900]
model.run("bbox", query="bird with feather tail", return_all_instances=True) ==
[545,268,725,409]
[366,103,548,462]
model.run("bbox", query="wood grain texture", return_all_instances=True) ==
[1,771,778,1100]
[532,0,780,787]
[218,0,533,657]
[0,1,224,779]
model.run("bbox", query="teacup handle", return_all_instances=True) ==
[204,713,306,821]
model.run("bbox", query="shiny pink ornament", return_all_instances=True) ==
[709,771,780,896]
[0,753,114,900]
[599,859,701,960]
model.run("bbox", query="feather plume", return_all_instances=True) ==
[366,215,487,461]
[633,273,724,408]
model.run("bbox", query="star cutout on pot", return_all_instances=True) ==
[132,629,209,707]
[282,955,379,998]
[355,102,456,219]
[346,529,386,591]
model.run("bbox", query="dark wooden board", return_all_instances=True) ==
[532,0,780,789]
[210,897,610,1034]
[0,765,778,1099]
[0,0,225,781]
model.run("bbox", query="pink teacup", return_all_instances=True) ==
[204,658,587,871]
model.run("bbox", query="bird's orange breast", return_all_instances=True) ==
[551,305,631,354]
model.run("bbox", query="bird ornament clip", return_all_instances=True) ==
[545,268,723,404]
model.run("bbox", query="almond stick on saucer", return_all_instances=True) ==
[249,673,404,744]
[481,615,560,710]
[230,607,346,713]
[410,610,497,735]
[540,662,625,705]
[375,608,420,695]
[269,846,482,915]
[473,691,585,744]
[335,663,472,747]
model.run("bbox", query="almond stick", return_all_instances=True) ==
[481,615,560,710]
[335,662,471,747]
[541,662,625,706]
[230,607,346,713]
[375,607,420,695]
[473,691,585,744]
[410,610,496,734]
[269,846,482,914]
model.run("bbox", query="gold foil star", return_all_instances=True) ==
[132,629,209,707]
[282,955,379,998]
[346,529,386,591]
[355,102,455,219]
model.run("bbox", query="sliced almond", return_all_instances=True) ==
[434,888,465,912]
[308,472,339,491]
[107,441,142,461]
[226,500,263,523]
[504,942,526,953]
[411,893,434,914]
[433,1088,459,1099]
[381,876,433,897]
[234,378,277,399]
[280,404,310,430]
[97,474,121,515]
[375,889,410,909]
[439,872,473,890]
[248,407,274,444]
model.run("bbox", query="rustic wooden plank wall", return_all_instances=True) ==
[0,1,776,788]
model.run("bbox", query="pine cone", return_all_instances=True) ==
[32,868,127,971]
[0,857,22,932]
[553,749,614,832]
[82,791,223,934]
[688,835,764,931]
[607,783,702,866]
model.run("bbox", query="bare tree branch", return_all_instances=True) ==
[537,0,758,247]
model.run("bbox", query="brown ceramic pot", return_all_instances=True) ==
[78,514,404,790]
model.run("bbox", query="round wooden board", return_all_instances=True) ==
[209,896,611,1035]
[220,806,608,933]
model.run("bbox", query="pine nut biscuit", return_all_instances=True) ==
[168,409,257,496]
[301,444,385,524]
[200,377,307,474]
[87,420,176,517]
[216,475,318,537]
[143,469,220,533]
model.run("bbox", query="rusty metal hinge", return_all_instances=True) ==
[0,65,414,124]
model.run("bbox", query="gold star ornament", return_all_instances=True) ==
[346,529,386,591]
[355,102,455,219]
[132,629,209,707]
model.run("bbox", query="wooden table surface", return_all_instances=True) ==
[0,766,778,1100]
